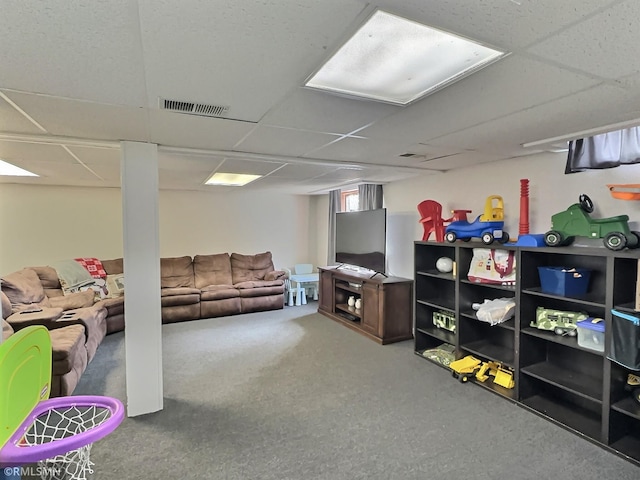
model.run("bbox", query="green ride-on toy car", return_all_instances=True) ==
[544,194,640,251]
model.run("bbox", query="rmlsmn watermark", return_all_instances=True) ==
[3,465,63,479]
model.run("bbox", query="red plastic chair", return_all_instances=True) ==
[418,200,449,242]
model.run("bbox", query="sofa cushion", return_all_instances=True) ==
[48,290,95,311]
[1,268,47,310]
[200,286,240,301]
[234,280,284,289]
[30,266,62,290]
[101,258,124,275]
[230,252,275,284]
[161,256,195,288]
[161,294,200,308]
[193,253,233,288]
[237,285,286,298]
[49,324,87,375]
[161,287,201,296]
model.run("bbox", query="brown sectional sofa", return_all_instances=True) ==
[99,251,286,330]
[0,251,286,396]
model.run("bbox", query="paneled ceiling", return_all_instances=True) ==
[1,1,639,194]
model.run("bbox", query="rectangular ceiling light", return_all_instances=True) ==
[0,159,38,176]
[305,10,507,105]
[205,172,261,186]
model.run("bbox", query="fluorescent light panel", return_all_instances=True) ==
[205,172,261,186]
[306,10,507,105]
[0,159,38,176]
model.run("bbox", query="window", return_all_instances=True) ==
[341,189,359,212]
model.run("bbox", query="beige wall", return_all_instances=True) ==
[0,184,311,274]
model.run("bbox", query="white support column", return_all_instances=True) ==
[121,141,163,416]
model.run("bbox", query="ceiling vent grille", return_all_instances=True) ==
[161,98,230,118]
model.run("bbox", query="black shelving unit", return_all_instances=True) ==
[414,241,640,466]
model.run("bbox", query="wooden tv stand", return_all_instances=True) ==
[318,266,414,344]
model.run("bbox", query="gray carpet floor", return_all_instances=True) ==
[75,304,640,479]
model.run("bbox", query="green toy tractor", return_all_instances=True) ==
[544,194,639,250]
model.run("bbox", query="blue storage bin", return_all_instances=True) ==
[576,317,605,352]
[537,267,591,296]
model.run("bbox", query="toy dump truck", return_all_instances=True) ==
[449,355,482,383]
[531,307,589,336]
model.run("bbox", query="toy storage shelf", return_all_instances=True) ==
[414,241,640,466]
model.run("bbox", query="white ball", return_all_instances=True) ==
[436,257,453,273]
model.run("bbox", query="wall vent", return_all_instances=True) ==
[161,98,230,118]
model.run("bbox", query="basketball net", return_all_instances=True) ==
[21,405,111,480]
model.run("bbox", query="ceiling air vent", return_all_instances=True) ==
[161,98,230,118]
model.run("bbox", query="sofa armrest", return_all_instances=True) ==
[6,307,64,331]
[265,270,286,281]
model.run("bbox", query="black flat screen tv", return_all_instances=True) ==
[335,208,386,273]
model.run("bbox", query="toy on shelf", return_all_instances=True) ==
[544,194,640,250]
[445,195,509,245]
[417,200,449,242]
[475,361,515,389]
[433,310,456,333]
[531,307,589,336]
[449,355,482,383]
[509,179,546,247]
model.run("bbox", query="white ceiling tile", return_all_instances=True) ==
[217,158,286,176]
[4,92,150,141]
[0,94,44,133]
[0,141,76,167]
[0,1,147,105]
[262,88,399,134]
[374,0,616,49]
[157,152,224,173]
[68,146,121,166]
[267,163,338,179]
[310,137,404,163]
[236,126,341,157]
[149,111,256,150]
[527,1,640,79]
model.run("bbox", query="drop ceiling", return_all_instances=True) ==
[1,0,639,194]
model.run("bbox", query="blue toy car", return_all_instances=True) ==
[444,195,510,245]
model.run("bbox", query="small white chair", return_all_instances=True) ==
[284,272,306,306]
[293,264,318,301]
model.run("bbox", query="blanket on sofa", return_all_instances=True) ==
[50,259,108,300]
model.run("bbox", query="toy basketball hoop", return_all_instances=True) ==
[0,326,124,480]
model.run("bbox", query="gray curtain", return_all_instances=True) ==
[327,189,341,265]
[358,184,383,210]
[566,127,640,173]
